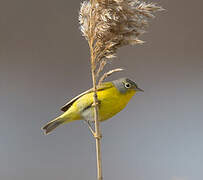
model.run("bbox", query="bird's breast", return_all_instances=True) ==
[97,86,135,121]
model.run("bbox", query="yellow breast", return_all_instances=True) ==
[97,86,135,121]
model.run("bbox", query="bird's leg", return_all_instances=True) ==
[84,120,95,136]
[84,120,102,139]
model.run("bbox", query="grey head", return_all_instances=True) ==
[112,78,144,94]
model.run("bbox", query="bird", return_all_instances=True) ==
[42,78,143,135]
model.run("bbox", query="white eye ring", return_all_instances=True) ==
[125,83,131,88]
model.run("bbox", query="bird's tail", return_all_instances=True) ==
[42,117,65,135]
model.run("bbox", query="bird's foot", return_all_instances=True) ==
[93,133,102,140]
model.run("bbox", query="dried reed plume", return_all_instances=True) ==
[79,0,163,179]
[79,0,164,64]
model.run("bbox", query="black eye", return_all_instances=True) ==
[125,83,131,88]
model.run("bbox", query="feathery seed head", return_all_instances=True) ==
[79,0,163,60]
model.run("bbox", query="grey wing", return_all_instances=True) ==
[60,88,92,112]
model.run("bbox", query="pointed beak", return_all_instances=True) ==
[134,87,144,92]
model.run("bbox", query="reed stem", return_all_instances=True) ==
[89,1,103,177]
[90,41,103,180]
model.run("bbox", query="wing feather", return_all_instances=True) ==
[60,82,113,112]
